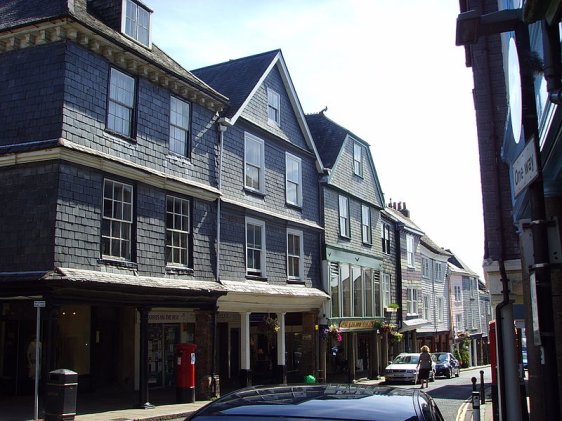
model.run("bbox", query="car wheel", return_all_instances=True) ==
[446,368,452,379]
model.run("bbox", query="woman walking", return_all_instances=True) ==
[417,345,432,389]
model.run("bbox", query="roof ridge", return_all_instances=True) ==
[191,48,281,72]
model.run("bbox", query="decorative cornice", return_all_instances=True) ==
[0,19,224,112]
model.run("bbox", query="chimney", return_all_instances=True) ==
[400,202,410,218]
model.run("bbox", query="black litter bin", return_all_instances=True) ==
[44,369,78,421]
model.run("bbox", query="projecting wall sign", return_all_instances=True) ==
[513,139,538,197]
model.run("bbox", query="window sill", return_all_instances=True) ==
[286,202,302,210]
[244,188,266,198]
[267,119,280,128]
[287,278,305,284]
[98,258,138,270]
[103,129,136,144]
[246,274,267,281]
[166,266,194,275]
[167,153,192,164]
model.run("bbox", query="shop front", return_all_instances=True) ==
[216,280,329,388]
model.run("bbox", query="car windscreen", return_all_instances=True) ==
[392,355,419,364]
[434,353,448,362]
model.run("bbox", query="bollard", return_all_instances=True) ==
[480,370,485,404]
[472,376,477,392]
[472,390,481,421]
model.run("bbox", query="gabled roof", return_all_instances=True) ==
[447,250,479,277]
[192,49,324,171]
[383,206,424,236]
[305,111,349,169]
[420,235,452,257]
[306,111,385,206]
[192,50,280,120]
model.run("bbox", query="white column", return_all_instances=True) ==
[240,312,251,370]
[276,312,286,365]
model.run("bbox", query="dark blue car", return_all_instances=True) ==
[432,352,460,379]
[185,384,445,421]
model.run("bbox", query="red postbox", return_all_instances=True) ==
[176,343,197,403]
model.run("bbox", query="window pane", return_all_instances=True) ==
[330,263,340,318]
[165,196,190,265]
[353,266,362,317]
[364,269,373,317]
[341,265,351,317]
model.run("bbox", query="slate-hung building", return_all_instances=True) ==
[192,50,328,388]
[0,0,229,405]
[306,112,388,382]
[417,235,452,352]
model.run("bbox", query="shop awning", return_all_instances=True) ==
[218,279,329,312]
[399,318,432,332]
[0,267,226,307]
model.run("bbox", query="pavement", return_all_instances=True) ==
[11,372,502,421]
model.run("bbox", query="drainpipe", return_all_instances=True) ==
[394,222,404,332]
[212,119,228,396]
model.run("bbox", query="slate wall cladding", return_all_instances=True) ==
[221,120,320,223]
[0,162,59,271]
[86,0,122,31]
[0,42,65,144]
[323,187,379,255]
[377,214,399,307]
[219,205,320,288]
[54,163,103,268]
[240,66,308,150]
[62,41,218,186]
[53,162,217,280]
[329,138,382,208]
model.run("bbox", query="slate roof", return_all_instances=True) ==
[383,206,424,235]
[305,112,349,169]
[192,49,281,119]
[0,0,228,106]
[447,251,479,277]
[0,0,69,31]
[420,234,451,256]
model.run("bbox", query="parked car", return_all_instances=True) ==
[432,352,460,379]
[384,352,436,384]
[185,384,445,421]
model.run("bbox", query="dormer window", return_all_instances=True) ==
[123,0,151,47]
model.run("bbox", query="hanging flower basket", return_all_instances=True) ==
[389,331,403,343]
[322,324,342,343]
[379,322,397,335]
[263,316,280,335]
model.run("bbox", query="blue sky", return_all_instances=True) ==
[150,0,484,279]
